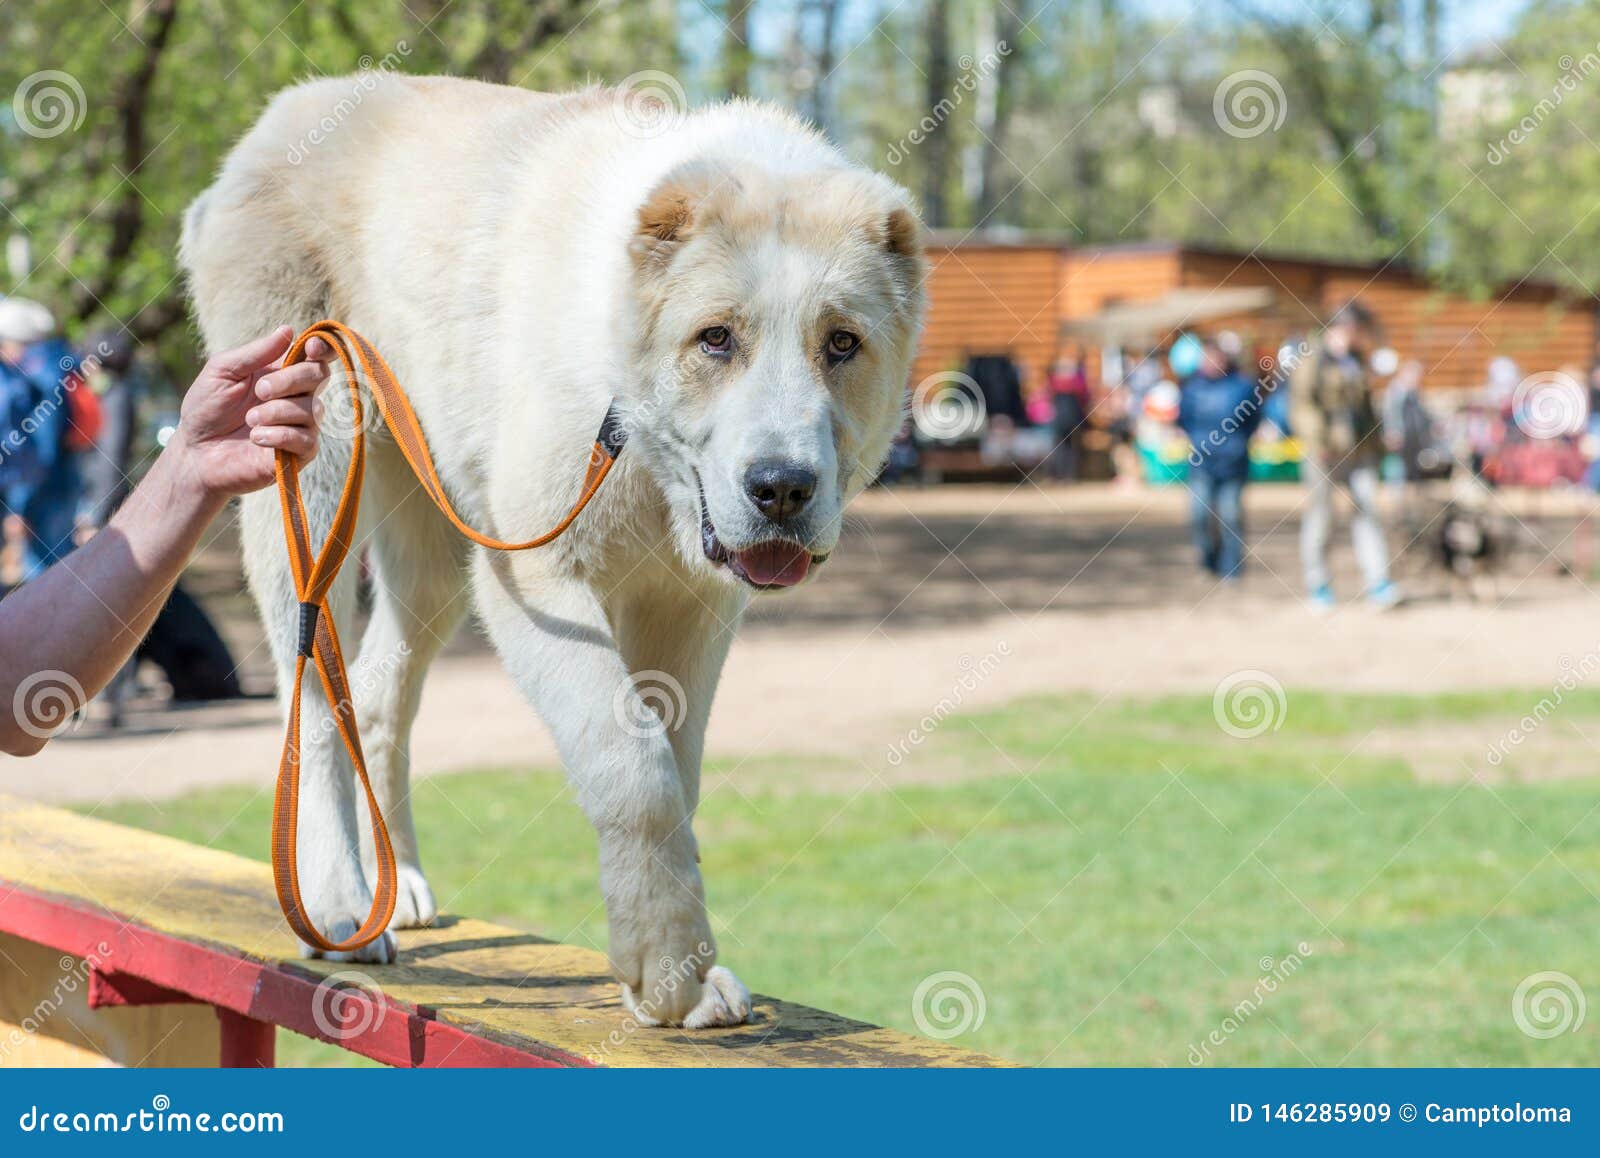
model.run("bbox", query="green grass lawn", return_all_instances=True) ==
[91,688,1600,1067]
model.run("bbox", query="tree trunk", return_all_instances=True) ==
[921,0,953,227]
[807,0,841,133]
[72,0,181,323]
[972,1,1027,223]
[724,0,754,98]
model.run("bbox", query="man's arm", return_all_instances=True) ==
[0,326,331,756]
[1240,379,1265,439]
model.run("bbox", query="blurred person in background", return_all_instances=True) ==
[1178,337,1262,582]
[1124,345,1162,410]
[0,326,330,755]
[1215,330,1245,375]
[1102,378,1140,488]
[1586,364,1600,492]
[1261,337,1306,437]
[1046,348,1091,481]
[78,328,148,532]
[1381,359,1435,483]
[0,297,82,585]
[1291,301,1400,612]
[76,328,149,725]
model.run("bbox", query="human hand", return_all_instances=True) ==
[169,326,335,500]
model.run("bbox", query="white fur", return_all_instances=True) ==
[181,75,924,1026]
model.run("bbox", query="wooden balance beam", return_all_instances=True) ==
[0,796,1005,1068]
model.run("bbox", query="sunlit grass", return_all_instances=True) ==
[94,688,1600,1067]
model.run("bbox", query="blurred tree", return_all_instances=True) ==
[723,1,755,98]
[1436,0,1600,296]
[967,0,1029,224]
[0,0,641,377]
[920,0,954,225]
[0,0,1590,384]
[807,0,843,132]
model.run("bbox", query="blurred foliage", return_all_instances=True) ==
[1,0,1597,378]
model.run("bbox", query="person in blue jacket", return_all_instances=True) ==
[1178,338,1263,581]
[0,298,81,582]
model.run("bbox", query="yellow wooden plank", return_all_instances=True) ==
[0,797,1008,1068]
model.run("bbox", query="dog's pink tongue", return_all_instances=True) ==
[734,542,811,587]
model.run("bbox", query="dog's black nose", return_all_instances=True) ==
[744,460,816,522]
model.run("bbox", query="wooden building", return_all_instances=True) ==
[916,234,1597,393]
[911,234,1068,394]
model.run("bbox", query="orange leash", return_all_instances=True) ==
[269,320,626,954]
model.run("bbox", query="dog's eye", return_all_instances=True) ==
[699,326,732,355]
[826,331,860,361]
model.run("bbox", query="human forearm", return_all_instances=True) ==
[0,440,226,754]
[0,326,329,757]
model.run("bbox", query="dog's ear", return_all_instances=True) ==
[632,161,735,271]
[882,204,922,260]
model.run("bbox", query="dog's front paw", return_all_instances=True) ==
[683,965,752,1028]
[622,964,752,1029]
[296,914,398,965]
[389,863,437,930]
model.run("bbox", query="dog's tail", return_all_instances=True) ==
[178,187,212,268]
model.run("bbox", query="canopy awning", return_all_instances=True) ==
[1060,286,1277,343]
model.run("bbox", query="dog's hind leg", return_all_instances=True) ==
[351,460,470,930]
[187,178,397,962]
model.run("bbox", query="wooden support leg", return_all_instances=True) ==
[88,965,273,1067]
[216,1008,276,1068]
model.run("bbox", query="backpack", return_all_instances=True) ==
[18,340,100,455]
[63,370,104,452]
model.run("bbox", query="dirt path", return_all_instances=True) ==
[18,482,1600,804]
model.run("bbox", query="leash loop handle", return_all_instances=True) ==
[270,320,625,954]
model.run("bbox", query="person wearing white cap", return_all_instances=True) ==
[0,296,57,348]
[0,325,333,755]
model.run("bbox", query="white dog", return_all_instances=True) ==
[180,74,926,1028]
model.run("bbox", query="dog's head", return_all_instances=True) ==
[623,155,926,590]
